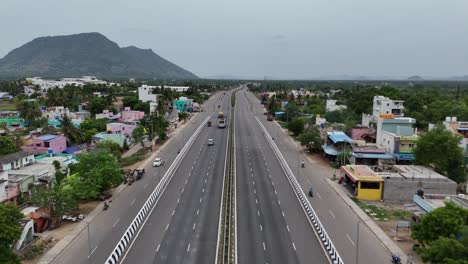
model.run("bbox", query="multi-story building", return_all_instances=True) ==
[372,95,405,117]
[326,99,347,112]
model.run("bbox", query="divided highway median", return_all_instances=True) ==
[216,91,237,264]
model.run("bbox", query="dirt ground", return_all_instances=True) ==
[21,201,100,264]
[377,220,422,264]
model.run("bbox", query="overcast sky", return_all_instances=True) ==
[1,0,467,79]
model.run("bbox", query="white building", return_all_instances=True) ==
[41,106,70,119]
[326,100,347,112]
[138,85,159,102]
[26,76,113,91]
[372,95,405,118]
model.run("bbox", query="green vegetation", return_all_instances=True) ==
[65,151,123,200]
[0,100,16,111]
[411,202,468,263]
[252,81,468,130]
[414,125,467,184]
[0,204,23,264]
[139,114,169,141]
[31,184,77,220]
[297,126,322,152]
[120,150,146,167]
[351,198,413,220]
[96,141,122,161]
[287,118,305,136]
[132,126,146,147]
[0,136,18,156]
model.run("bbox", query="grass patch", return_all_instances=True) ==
[120,150,146,167]
[0,100,16,111]
[351,197,413,221]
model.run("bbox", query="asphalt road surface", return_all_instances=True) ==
[245,88,391,264]
[120,91,232,264]
[235,89,329,264]
[50,92,227,264]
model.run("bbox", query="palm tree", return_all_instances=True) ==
[61,115,82,145]
[15,100,42,124]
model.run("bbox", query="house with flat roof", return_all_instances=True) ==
[377,165,457,202]
[106,122,136,137]
[22,134,67,154]
[340,165,384,200]
[92,133,128,148]
[0,171,15,204]
[120,107,145,122]
[0,152,35,171]
[351,145,394,166]
[96,110,121,120]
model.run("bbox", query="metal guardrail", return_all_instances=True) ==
[105,116,211,264]
[255,117,344,264]
[216,91,237,264]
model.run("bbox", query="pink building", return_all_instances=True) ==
[120,107,145,122]
[106,122,136,137]
[4,183,19,205]
[22,135,67,154]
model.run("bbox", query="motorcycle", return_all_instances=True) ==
[391,254,401,264]
[103,202,109,211]
[301,161,305,168]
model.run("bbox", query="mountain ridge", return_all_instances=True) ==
[0,32,198,80]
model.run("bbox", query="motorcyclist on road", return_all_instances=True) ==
[301,160,305,168]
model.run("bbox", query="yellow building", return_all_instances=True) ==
[340,165,383,201]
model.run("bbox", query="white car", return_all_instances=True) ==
[153,158,163,167]
[208,139,214,146]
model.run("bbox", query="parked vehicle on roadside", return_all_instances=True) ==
[208,121,212,127]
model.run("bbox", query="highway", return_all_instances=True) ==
[120,91,231,263]
[50,87,332,264]
[48,92,228,264]
[244,89,391,264]
[235,89,329,264]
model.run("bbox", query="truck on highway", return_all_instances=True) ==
[218,111,226,128]
[218,118,226,128]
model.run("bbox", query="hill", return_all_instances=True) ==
[0,32,198,80]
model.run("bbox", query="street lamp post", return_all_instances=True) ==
[356,220,360,264]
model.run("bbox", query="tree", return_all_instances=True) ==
[96,141,122,161]
[132,126,146,147]
[284,101,300,121]
[0,204,23,264]
[61,115,82,144]
[287,118,305,136]
[88,97,109,116]
[15,100,41,124]
[0,136,18,156]
[297,126,322,152]
[67,151,123,200]
[419,236,468,264]
[30,184,77,220]
[414,125,467,183]
[412,202,468,246]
